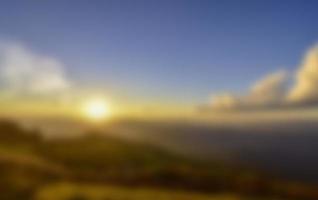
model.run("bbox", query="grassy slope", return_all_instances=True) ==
[0,120,317,200]
[35,182,273,200]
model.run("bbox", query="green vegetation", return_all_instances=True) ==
[0,120,317,200]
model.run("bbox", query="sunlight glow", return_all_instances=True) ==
[82,99,111,120]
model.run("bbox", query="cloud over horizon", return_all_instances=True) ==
[208,44,318,111]
[287,45,318,105]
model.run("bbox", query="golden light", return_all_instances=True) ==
[82,99,111,121]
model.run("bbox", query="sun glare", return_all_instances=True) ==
[82,99,111,121]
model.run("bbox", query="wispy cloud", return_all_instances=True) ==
[0,42,71,108]
[205,44,318,112]
[209,70,289,111]
[0,42,70,98]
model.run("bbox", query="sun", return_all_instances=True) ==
[82,99,111,121]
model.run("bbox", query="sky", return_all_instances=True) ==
[0,0,318,119]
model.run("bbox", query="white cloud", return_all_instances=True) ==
[208,43,318,111]
[210,71,288,110]
[287,45,318,105]
[210,93,240,110]
[0,42,70,97]
[247,70,288,105]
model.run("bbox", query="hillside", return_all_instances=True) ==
[0,120,317,200]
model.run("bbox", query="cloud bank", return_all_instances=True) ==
[208,44,318,111]
[287,46,318,105]
[0,42,70,98]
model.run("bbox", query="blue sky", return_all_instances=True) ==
[0,0,318,106]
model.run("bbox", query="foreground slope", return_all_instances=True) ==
[0,120,317,200]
